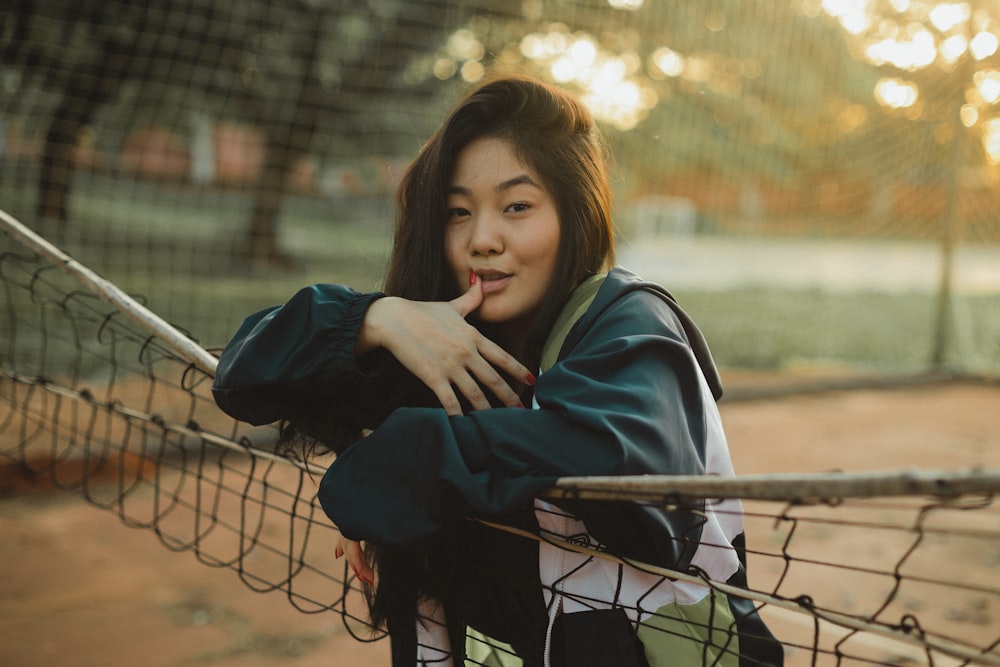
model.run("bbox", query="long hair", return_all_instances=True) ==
[358,75,617,637]
[384,74,616,371]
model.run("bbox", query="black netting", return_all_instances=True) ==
[2,1,998,375]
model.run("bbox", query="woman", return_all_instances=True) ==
[213,75,782,666]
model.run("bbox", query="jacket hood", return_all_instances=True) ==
[559,266,724,401]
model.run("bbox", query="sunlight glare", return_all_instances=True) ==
[961,103,979,127]
[461,60,485,83]
[433,58,457,80]
[518,27,653,130]
[569,38,598,68]
[874,77,919,108]
[865,29,936,69]
[651,47,685,77]
[582,79,653,130]
[447,30,485,61]
[822,0,873,34]
[520,34,545,59]
[543,30,568,55]
[551,56,576,83]
[593,59,628,89]
[982,118,1000,163]
[928,3,971,33]
[975,69,1000,104]
[608,0,644,9]
[971,31,1000,60]
[940,34,968,63]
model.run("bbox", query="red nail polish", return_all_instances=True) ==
[526,373,536,386]
[335,546,344,559]
[469,271,477,286]
[517,402,525,408]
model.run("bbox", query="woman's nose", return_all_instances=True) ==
[468,214,504,256]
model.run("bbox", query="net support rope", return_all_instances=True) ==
[0,207,219,377]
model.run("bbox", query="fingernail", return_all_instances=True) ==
[469,270,477,286]
[517,402,525,408]
[526,373,536,386]
[335,546,344,559]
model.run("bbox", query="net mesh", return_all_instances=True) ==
[2,0,999,376]
[2,217,999,665]
[3,0,1000,663]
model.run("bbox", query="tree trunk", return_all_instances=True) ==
[240,7,326,268]
[36,36,139,222]
[238,0,522,267]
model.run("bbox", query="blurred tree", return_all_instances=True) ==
[238,0,523,267]
[2,0,523,265]
[9,0,995,260]
[239,3,328,269]
[3,1,255,222]
[35,2,152,222]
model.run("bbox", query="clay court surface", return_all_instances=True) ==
[1,376,998,667]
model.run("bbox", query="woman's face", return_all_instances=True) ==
[444,137,561,338]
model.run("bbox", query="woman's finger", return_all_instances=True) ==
[466,358,524,408]
[344,538,374,585]
[449,271,484,318]
[364,290,534,413]
[450,372,492,412]
[451,278,535,390]
[476,337,535,391]
[428,380,464,417]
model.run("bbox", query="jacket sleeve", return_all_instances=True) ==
[319,288,713,566]
[211,284,416,450]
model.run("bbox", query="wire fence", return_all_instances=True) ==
[3,206,1000,665]
[1,0,999,379]
[3,3,1000,662]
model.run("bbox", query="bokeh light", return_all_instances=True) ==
[975,69,1000,104]
[651,47,685,78]
[864,29,937,70]
[875,77,919,108]
[818,0,1000,167]
[971,31,999,60]
[433,1,1000,150]
[928,3,971,33]
[517,26,656,129]
[982,117,1000,162]
[607,0,644,9]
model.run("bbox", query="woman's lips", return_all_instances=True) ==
[478,272,512,294]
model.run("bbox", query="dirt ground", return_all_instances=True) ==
[1,376,998,667]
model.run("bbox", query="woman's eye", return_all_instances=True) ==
[449,207,471,218]
[506,202,530,214]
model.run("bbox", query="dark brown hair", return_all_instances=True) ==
[384,74,616,370]
[352,77,618,633]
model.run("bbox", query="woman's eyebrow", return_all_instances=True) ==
[495,174,541,192]
[446,174,541,196]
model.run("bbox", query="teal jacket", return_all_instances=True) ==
[212,267,782,666]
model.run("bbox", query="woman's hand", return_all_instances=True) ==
[356,274,533,415]
[335,536,374,585]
